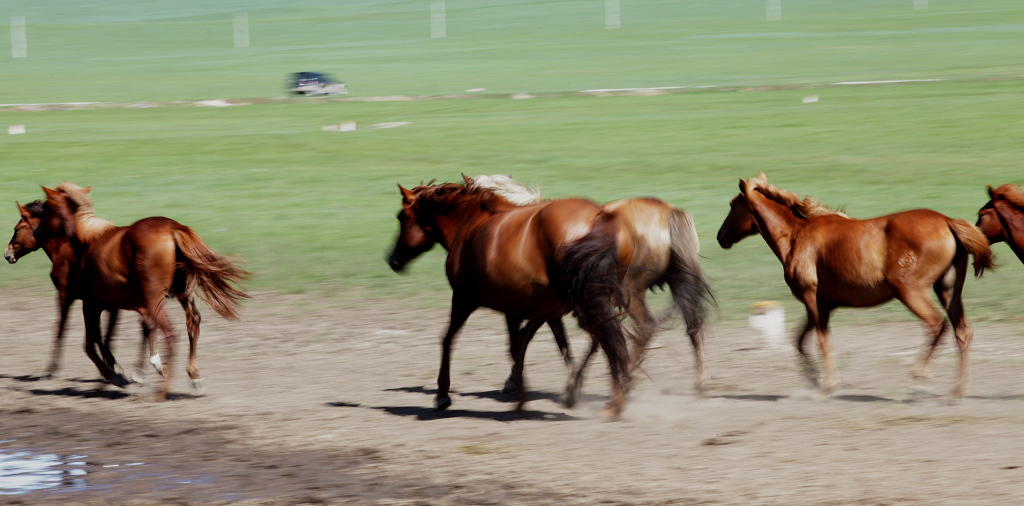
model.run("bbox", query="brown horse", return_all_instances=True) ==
[5,198,121,378]
[717,173,992,398]
[467,175,712,400]
[387,178,635,416]
[977,184,1024,261]
[38,183,250,399]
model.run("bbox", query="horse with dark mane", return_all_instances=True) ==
[386,177,634,416]
[977,184,1024,263]
[717,173,992,398]
[38,183,250,399]
[468,175,713,401]
[5,197,120,378]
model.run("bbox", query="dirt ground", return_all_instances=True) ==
[2,289,1024,505]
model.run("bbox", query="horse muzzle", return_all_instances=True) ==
[385,252,406,273]
[3,247,17,264]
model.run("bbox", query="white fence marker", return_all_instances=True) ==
[431,1,446,39]
[605,0,621,29]
[766,0,781,21]
[233,12,249,48]
[913,0,928,10]
[11,16,27,58]
[9,124,26,135]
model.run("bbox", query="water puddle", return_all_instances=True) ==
[0,450,90,494]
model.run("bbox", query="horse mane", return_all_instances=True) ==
[993,184,1024,209]
[22,200,45,217]
[415,181,517,213]
[747,178,847,219]
[54,182,117,244]
[469,175,544,205]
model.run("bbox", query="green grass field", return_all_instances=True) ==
[2,0,1022,326]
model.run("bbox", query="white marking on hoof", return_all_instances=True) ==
[149,353,166,376]
[191,378,207,395]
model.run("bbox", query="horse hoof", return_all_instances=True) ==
[131,370,146,385]
[599,406,622,422]
[191,378,207,395]
[434,396,452,412]
[109,373,131,389]
[560,391,577,409]
[501,377,521,394]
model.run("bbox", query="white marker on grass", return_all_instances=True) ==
[913,0,928,10]
[605,0,621,30]
[9,124,25,135]
[233,12,249,48]
[11,16,27,58]
[766,0,781,21]
[431,1,446,39]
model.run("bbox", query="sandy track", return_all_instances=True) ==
[2,291,1024,505]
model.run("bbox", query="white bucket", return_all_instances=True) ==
[749,301,785,348]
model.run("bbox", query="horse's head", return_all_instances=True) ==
[387,182,467,272]
[977,185,1012,244]
[717,174,765,248]
[5,201,43,264]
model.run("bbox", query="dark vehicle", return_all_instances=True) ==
[287,72,346,96]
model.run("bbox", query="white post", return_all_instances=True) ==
[913,0,928,10]
[233,12,250,48]
[11,16,27,58]
[431,1,446,39]
[766,0,781,21]
[605,0,621,30]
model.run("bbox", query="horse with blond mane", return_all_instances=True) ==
[387,176,635,416]
[468,175,713,402]
[718,173,992,398]
[37,183,250,399]
[5,197,121,378]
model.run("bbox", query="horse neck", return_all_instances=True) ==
[38,236,72,263]
[429,198,490,250]
[746,191,805,263]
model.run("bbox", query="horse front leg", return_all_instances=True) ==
[435,300,475,411]
[82,300,128,388]
[44,292,72,379]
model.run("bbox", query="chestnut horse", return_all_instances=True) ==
[39,183,250,398]
[717,173,992,398]
[5,198,121,378]
[468,175,712,399]
[386,179,634,416]
[977,184,1024,262]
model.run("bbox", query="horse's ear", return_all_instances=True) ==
[757,172,767,182]
[738,178,748,195]
[398,184,414,202]
[16,202,30,220]
[461,173,474,186]
[83,186,91,194]
[987,185,997,200]
[42,186,58,199]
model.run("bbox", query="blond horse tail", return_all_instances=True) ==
[173,228,251,319]
[666,208,715,340]
[948,219,994,277]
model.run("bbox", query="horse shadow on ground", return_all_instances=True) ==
[26,386,131,400]
[712,392,937,404]
[0,374,45,383]
[326,385,585,421]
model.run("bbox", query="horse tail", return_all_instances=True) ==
[947,219,994,277]
[559,212,630,387]
[173,227,251,320]
[665,208,715,342]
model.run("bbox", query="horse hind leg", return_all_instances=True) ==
[44,295,72,379]
[913,266,956,379]
[898,286,948,390]
[181,296,205,394]
[151,304,179,401]
[944,254,972,399]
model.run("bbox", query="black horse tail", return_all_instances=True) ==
[664,208,715,345]
[559,212,630,388]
